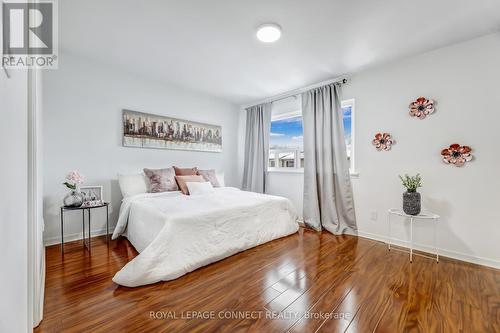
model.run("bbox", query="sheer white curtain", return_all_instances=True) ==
[242,103,272,193]
[302,83,357,235]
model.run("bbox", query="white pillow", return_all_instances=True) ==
[186,181,215,196]
[216,172,225,187]
[118,173,150,197]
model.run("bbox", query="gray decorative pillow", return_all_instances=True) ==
[143,167,178,192]
[197,169,220,187]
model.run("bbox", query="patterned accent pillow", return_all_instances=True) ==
[173,166,198,176]
[175,175,205,195]
[197,169,220,187]
[143,167,178,193]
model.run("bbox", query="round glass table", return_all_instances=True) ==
[387,208,439,263]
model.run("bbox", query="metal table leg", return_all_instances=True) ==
[106,205,109,243]
[387,212,391,251]
[82,209,85,249]
[410,217,414,263]
[88,208,91,252]
[60,207,64,254]
[435,217,439,262]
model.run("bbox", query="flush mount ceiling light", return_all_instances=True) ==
[256,23,282,43]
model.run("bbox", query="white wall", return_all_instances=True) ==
[264,32,500,268]
[267,171,304,215]
[0,69,29,331]
[43,52,240,245]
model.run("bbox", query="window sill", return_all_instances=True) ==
[268,168,304,174]
[268,168,360,178]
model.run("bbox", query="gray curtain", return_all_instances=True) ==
[302,84,357,235]
[242,103,272,193]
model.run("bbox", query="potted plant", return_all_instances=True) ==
[63,171,85,207]
[398,174,422,215]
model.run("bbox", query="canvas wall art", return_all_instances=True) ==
[122,110,222,152]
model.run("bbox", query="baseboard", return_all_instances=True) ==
[43,225,116,246]
[358,230,500,270]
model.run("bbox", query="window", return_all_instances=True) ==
[269,98,355,173]
[342,99,355,173]
[269,108,304,170]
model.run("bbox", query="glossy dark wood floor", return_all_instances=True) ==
[36,229,499,333]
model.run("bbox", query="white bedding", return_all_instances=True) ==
[111,187,299,287]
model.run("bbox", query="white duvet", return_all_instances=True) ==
[111,187,299,287]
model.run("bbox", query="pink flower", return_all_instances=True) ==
[409,97,435,119]
[372,133,393,151]
[65,170,84,185]
[441,144,472,167]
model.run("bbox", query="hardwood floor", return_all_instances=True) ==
[36,229,499,333]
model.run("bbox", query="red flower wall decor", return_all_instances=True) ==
[441,144,472,167]
[372,133,394,151]
[409,97,435,119]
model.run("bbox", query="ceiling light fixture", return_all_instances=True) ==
[256,23,282,43]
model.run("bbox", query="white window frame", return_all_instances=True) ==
[268,99,357,177]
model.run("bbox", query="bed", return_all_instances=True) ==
[111,187,299,287]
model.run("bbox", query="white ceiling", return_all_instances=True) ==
[60,0,500,104]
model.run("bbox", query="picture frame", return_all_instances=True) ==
[80,185,104,207]
[122,109,223,153]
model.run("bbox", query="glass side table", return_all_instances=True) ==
[60,203,109,254]
[387,208,439,263]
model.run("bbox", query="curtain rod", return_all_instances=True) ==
[241,76,349,109]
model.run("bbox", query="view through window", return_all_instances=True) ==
[269,100,354,170]
[269,115,304,169]
[343,101,353,163]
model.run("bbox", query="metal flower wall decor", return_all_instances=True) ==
[409,97,435,119]
[372,133,394,151]
[441,144,472,167]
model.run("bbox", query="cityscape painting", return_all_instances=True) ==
[122,110,222,152]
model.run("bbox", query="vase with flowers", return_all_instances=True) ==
[63,171,85,207]
[398,174,422,215]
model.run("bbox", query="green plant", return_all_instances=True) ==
[63,182,77,190]
[398,174,422,192]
